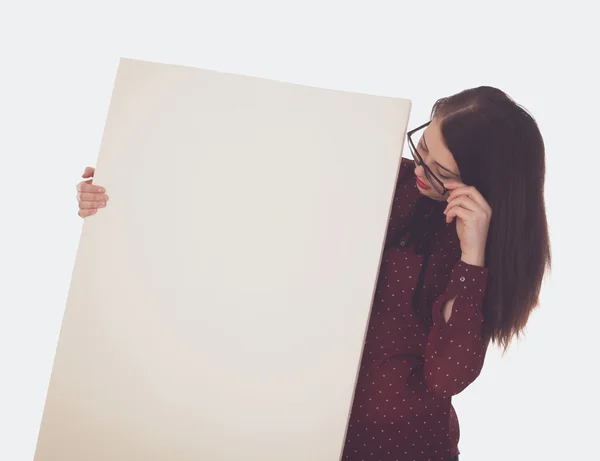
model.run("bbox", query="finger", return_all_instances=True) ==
[446,184,477,202]
[445,184,490,212]
[79,200,106,210]
[82,166,96,178]
[443,181,470,202]
[444,195,483,215]
[442,180,465,191]
[444,203,473,224]
[77,192,109,202]
[78,209,98,218]
[77,181,105,194]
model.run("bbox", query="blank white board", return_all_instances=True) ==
[34,58,411,461]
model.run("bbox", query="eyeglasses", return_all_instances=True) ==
[407,121,449,196]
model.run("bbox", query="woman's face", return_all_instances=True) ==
[413,118,462,201]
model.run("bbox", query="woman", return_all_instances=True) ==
[75,86,551,461]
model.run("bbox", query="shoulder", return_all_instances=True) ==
[386,158,420,231]
[393,157,420,202]
[399,157,416,179]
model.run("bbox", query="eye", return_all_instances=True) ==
[439,172,451,180]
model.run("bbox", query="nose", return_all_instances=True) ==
[414,163,425,177]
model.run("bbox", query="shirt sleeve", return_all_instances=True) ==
[423,258,490,397]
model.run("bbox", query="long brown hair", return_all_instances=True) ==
[431,86,551,351]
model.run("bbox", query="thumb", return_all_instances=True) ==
[82,166,95,178]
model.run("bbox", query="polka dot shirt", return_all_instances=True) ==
[342,159,489,461]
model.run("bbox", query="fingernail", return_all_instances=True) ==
[98,187,105,193]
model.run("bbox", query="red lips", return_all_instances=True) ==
[416,177,430,190]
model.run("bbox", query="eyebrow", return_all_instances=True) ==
[423,132,460,176]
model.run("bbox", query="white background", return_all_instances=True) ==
[1,1,597,460]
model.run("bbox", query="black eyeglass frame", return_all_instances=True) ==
[406,121,449,195]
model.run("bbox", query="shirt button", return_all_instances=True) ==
[400,241,406,247]
[460,276,466,282]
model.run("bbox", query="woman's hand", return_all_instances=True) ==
[76,167,109,218]
[443,181,491,267]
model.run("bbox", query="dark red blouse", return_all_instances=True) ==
[342,158,489,461]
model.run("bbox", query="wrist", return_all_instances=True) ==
[461,251,485,267]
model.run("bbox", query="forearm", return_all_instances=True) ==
[441,252,485,322]
[424,259,489,395]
